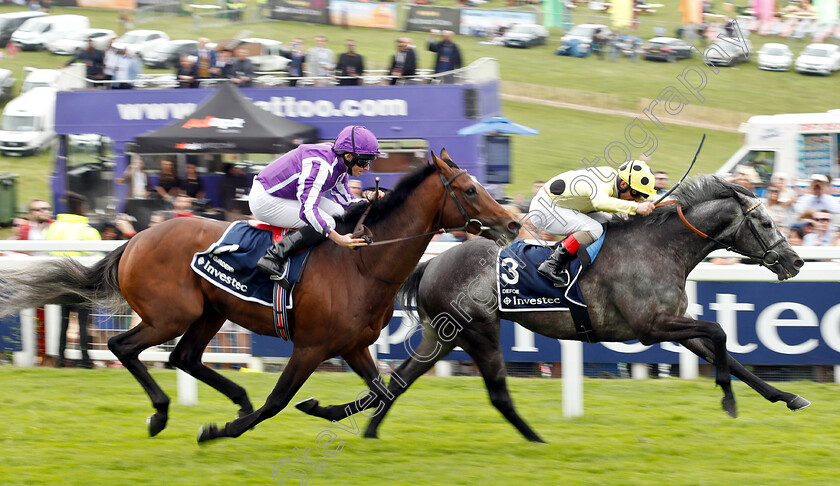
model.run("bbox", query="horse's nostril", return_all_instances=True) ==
[508,221,522,232]
[794,259,804,268]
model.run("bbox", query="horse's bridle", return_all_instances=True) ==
[658,199,786,268]
[436,170,491,236]
[357,167,488,284]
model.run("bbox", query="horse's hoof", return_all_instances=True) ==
[295,397,319,414]
[788,395,811,411]
[147,413,167,437]
[197,423,220,443]
[722,397,738,418]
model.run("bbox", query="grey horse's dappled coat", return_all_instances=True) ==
[295,175,809,443]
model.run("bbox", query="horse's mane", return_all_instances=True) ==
[334,159,459,233]
[617,174,752,228]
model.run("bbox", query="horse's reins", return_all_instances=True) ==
[356,168,485,284]
[655,198,785,267]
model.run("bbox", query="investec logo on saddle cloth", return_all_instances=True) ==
[190,221,279,306]
[497,240,581,313]
[196,254,249,293]
[497,236,605,313]
[182,116,245,130]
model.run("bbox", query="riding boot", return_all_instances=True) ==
[257,226,325,289]
[537,244,575,287]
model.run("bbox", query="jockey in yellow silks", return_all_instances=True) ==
[528,161,658,286]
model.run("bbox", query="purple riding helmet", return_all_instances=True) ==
[333,125,382,168]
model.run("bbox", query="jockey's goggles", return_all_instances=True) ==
[355,154,376,168]
[630,188,649,200]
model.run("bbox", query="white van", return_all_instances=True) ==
[11,15,90,51]
[716,111,840,187]
[0,10,47,46]
[20,66,86,93]
[0,87,58,157]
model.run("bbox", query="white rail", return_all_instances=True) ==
[3,241,839,412]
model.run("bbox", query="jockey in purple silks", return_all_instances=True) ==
[250,125,381,287]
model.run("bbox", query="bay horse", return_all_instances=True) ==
[294,176,810,442]
[0,151,521,442]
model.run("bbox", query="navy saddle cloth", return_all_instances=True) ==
[497,235,606,341]
[190,221,309,307]
[497,240,585,312]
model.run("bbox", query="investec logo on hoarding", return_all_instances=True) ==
[116,96,408,121]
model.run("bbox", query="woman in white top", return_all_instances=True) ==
[120,155,151,198]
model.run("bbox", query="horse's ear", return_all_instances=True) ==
[439,148,453,164]
[429,150,450,174]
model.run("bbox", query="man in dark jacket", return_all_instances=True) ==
[335,39,364,86]
[388,37,417,85]
[227,46,255,87]
[64,38,105,87]
[176,55,199,88]
[427,30,462,82]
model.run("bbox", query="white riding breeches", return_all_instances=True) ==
[528,190,610,240]
[248,179,344,231]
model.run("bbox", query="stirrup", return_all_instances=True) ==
[551,268,571,288]
[268,260,292,290]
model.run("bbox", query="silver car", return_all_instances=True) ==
[46,28,117,55]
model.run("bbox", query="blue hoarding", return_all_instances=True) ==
[252,281,840,365]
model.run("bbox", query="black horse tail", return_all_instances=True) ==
[396,260,429,325]
[0,244,126,318]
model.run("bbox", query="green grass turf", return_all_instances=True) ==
[1,367,839,485]
[504,99,741,195]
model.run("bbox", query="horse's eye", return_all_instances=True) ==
[465,187,477,197]
[762,222,772,229]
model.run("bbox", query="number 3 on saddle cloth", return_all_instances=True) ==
[497,231,606,343]
[189,220,311,341]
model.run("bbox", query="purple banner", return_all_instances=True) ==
[55,82,501,192]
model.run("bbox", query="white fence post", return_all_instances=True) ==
[630,363,649,379]
[679,349,699,380]
[177,369,198,406]
[45,304,61,358]
[560,340,583,417]
[434,361,452,377]
[12,308,36,367]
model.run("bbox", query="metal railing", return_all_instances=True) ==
[61,57,499,90]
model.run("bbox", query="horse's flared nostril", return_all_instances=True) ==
[508,221,522,233]
[794,259,804,268]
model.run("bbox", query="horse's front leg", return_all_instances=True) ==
[295,346,393,422]
[641,312,735,417]
[679,337,810,412]
[197,346,325,443]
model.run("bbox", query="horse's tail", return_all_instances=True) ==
[0,244,126,318]
[396,260,430,324]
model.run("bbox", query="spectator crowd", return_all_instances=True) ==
[47,28,466,89]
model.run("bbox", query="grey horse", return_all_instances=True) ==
[295,175,809,442]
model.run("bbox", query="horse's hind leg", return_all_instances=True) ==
[108,322,182,437]
[680,337,810,411]
[458,329,545,443]
[168,310,254,418]
[197,345,325,443]
[363,328,455,439]
[295,346,383,422]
